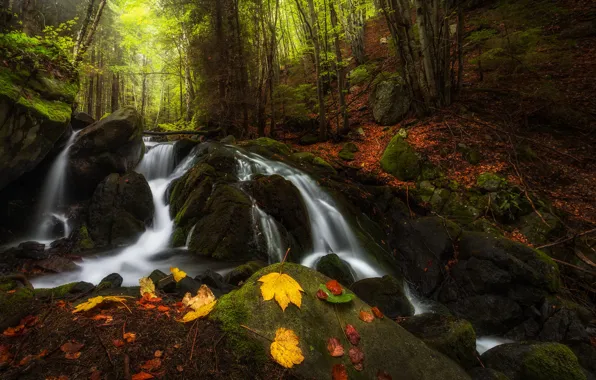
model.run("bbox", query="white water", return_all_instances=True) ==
[137,143,175,180]
[32,144,199,288]
[235,150,385,280]
[253,205,284,263]
[476,337,513,355]
[184,224,196,248]
[33,130,80,240]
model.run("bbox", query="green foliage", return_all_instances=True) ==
[349,63,377,86]
[273,84,316,119]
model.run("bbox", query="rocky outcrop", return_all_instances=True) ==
[351,275,415,318]
[0,33,78,191]
[69,107,145,198]
[380,130,421,180]
[315,253,355,287]
[369,76,411,126]
[88,171,154,247]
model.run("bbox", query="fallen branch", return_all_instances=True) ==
[537,228,596,250]
[143,129,221,136]
[552,258,596,277]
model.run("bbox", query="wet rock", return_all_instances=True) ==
[149,270,177,293]
[369,76,411,126]
[177,276,201,295]
[351,275,414,318]
[97,273,123,290]
[518,212,562,246]
[16,241,48,260]
[225,261,266,286]
[242,137,292,158]
[315,253,355,287]
[71,111,95,131]
[477,173,507,192]
[380,132,420,180]
[88,171,154,247]
[70,281,95,294]
[220,135,236,145]
[290,152,337,176]
[34,256,77,273]
[69,107,145,198]
[173,138,199,166]
[195,269,235,297]
[400,313,477,369]
[467,368,509,380]
[569,343,596,378]
[447,295,524,336]
[537,298,590,343]
[481,342,585,380]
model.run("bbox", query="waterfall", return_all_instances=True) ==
[33,130,80,241]
[235,150,385,280]
[476,337,513,355]
[185,224,196,248]
[136,143,175,180]
[252,205,284,263]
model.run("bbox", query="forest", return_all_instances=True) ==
[0,0,595,379]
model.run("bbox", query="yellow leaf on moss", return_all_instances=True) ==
[182,285,215,311]
[179,300,217,323]
[270,328,304,368]
[258,272,303,311]
[170,267,187,282]
[139,277,156,298]
[72,296,128,313]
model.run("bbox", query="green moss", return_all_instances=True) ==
[0,287,34,310]
[34,282,77,299]
[380,134,421,180]
[291,152,336,175]
[171,227,187,247]
[77,224,95,250]
[534,249,560,292]
[338,149,355,161]
[477,172,507,192]
[0,279,17,292]
[245,137,291,156]
[522,343,585,380]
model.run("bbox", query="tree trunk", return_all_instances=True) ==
[86,48,95,115]
[306,0,327,140]
[330,3,349,134]
[74,0,96,58]
[95,49,103,120]
[74,0,107,65]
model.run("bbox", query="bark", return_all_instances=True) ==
[330,3,349,134]
[74,0,107,65]
[74,0,96,58]
[86,48,95,115]
[95,49,103,120]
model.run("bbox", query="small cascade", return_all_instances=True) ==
[185,224,196,248]
[252,205,284,263]
[476,337,513,355]
[143,136,159,149]
[137,143,175,181]
[235,150,385,280]
[33,130,80,241]
[403,282,431,315]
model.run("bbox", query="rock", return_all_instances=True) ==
[173,138,199,166]
[380,133,421,180]
[225,261,266,286]
[0,34,78,191]
[177,276,201,295]
[242,137,292,158]
[299,134,319,146]
[457,144,482,165]
[97,273,123,290]
[34,256,77,273]
[399,313,477,369]
[71,111,95,131]
[442,192,481,225]
[351,275,415,318]
[70,281,95,294]
[315,253,355,287]
[195,269,235,297]
[477,173,507,192]
[290,152,336,176]
[538,298,590,343]
[338,142,359,161]
[369,76,411,125]
[149,270,177,293]
[68,107,145,198]
[74,224,95,251]
[16,241,47,260]
[212,263,471,379]
[447,295,524,337]
[481,342,585,380]
[467,368,510,380]
[518,212,562,246]
[88,171,154,247]
[220,135,236,145]
[0,287,34,331]
[569,343,596,377]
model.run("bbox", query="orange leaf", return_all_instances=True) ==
[56,300,67,308]
[325,280,343,296]
[359,310,375,323]
[140,358,162,372]
[60,341,84,353]
[349,347,365,371]
[326,337,344,357]
[65,351,81,360]
[371,306,384,319]
[123,332,136,343]
[113,339,125,347]
[131,372,154,380]
[157,305,169,312]
[154,350,163,358]
[21,315,38,327]
[140,304,156,310]
[91,314,113,323]
[332,364,348,380]
[3,324,25,337]
[345,324,360,346]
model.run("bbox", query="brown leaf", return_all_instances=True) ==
[316,289,328,300]
[65,351,81,360]
[349,347,364,371]
[157,305,169,312]
[123,332,136,343]
[113,339,125,348]
[326,337,344,357]
[377,370,393,380]
[332,364,348,380]
[359,310,374,323]
[90,370,102,380]
[371,306,384,319]
[140,358,161,372]
[154,350,163,358]
[60,341,84,353]
[131,372,154,380]
[325,280,343,296]
[91,314,113,324]
[176,365,184,372]
[345,324,360,346]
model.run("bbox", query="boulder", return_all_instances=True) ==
[68,107,145,198]
[34,256,77,273]
[400,313,478,369]
[290,152,336,176]
[467,368,510,380]
[97,273,123,290]
[242,137,292,158]
[477,173,507,192]
[16,241,47,260]
[71,111,95,131]
[149,269,177,293]
[220,135,236,145]
[88,171,154,247]
[212,263,471,379]
[351,275,415,318]
[0,35,78,191]
[225,261,267,286]
[315,253,355,287]
[299,134,319,146]
[173,138,199,166]
[481,342,585,380]
[369,76,411,125]
[380,133,421,180]
[338,142,359,161]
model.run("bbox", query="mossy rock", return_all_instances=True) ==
[477,173,507,192]
[481,342,586,380]
[518,212,562,246]
[75,224,95,250]
[442,192,481,225]
[33,282,77,299]
[380,133,421,181]
[338,142,359,161]
[211,263,470,379]
[290,152,336,176]
[400,314,478,369]
[225,261,267,286]
[243,137,292,157]
[0,287,34,330]
[299,134,319,146]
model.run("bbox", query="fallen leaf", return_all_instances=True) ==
[154,350,163,358]
[124,332,136,343]
[371,306,384,319]
[176,365,184,372]
[61,341,84,353]
[72,296,128,313]
[157,305,169,312]
[345,324,360,346]
[349,346,364,371]
[140,358,161,372]
[182,285,215,311]
[179,300,217,322]
[90,370,102,380]
[56,300,67,308]
[377,370,393,379]
[326,337,344,357]
[0,345,12,364]
[3,324,25,337]
[316,289,328,300]
[332,364,348,380]
[21,315,38,327]
[140,304,156,310]
[258,272,304,311]
[170,267,187,282]
[131,372,154,380]
[113,339,125,347]
[46,375,69,380]
[91,314,113,323]
[139,277,156,298]
[317,285,354,304]
[359,310,375,323]
[270,328,304,368]
[65,351,81,360]
[326,280,343,296]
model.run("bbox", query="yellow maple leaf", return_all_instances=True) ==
[270,328,304,368]
[170,267,187,282]
[72,296,128,313]
[139,277,156,298]
[179,300,217,323]
[258,272,303,311]
[182,285,215,311]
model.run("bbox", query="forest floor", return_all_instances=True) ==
[278,0,596,245]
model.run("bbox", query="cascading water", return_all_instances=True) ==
[235,150,385,280]
[33,130,80,241]
[136,143,176,180]
[476,337,513,355]
[252,205,284,263]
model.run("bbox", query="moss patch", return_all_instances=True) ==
[522,343,585,380]
[380,133,421,180]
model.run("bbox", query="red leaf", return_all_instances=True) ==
[332,364,348,380]
[359,310,374,323]
[349,346,365,371]
[60,341,84,353]
[345,324,360,346]
[377,370,393,380]
[316,289,328,300]
[326,337,344,357]
[140,358,162,372]
[371,306,384,319]
[113,339,125,347]
[131,372,154,380]
[325,280,343,296]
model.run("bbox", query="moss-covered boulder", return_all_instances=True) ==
[225,261,267,286]
[69,107,145,198]
[299,133,318,146]
[400,314,478,369]
[290,152,336,176]
[173,138,199,166]
[315,253,355,287]
[242,137,292,158]
[0,33,78,190]
[211,263,471,379]
[338,142,359,161]
[88,171,154,247]
[481,342,586,380]
[351,275,415,318]
[380,133,421,180]
[369,76,411,126]
[477,173,507,192]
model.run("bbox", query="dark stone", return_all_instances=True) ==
[538,307,589,343]
[351,275,414,318]
[467,368,509,380]
[70,281,95,294]
[16,241,48,260]
[447,295,524,335]
[173,138,199,166]
[369,76,411,126]
[177,276,201,295]
[225,261,266,286]
[34,256,77,273]
[97,273,123,289]
[195,269,236,296]
[568,343,596,377]
[299,134,318,146]
[150,270,176,293]
[220,135,236,145]
[71,112,95,131]
[315,254,355,287]
[399,313,478,369]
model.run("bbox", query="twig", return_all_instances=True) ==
[552,258,596,277]
[279,247,291,273]
[213,332,226,373]
[189,321,199,361]
[537,228,596,250]
[405,185,414,218]
[240,324,272,342]
[94,326,113,366]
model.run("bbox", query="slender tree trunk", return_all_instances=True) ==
[21,0,36,36]
[95,49,103,120]
[330,3,349,134]
[305,0,327,140]
[74,0,107,65]
[456,0,464,93]
[74,0,96,58]
[86,48,95,115]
